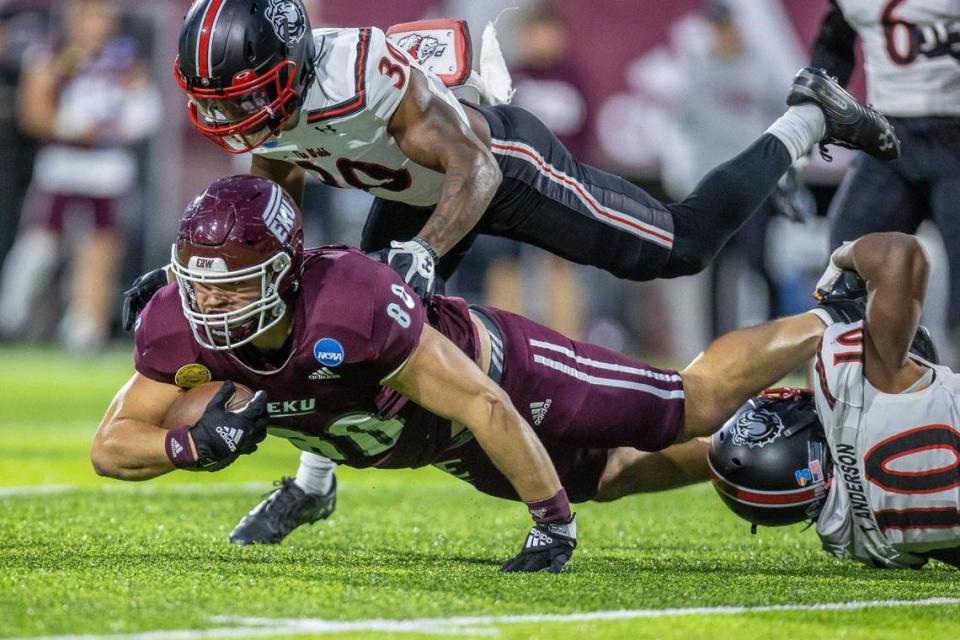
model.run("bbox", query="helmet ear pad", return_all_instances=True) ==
[708,389,832,528]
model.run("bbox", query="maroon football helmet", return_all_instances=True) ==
[171,175,304,350]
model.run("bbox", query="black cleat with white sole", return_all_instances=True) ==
[787,67,901,161]
[229,476,336,545]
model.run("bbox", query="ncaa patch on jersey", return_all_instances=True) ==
[174,363,212,389]
[314,338,345,367]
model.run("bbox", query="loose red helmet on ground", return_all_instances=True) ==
[175,0,316,152]
[171,175,304,350]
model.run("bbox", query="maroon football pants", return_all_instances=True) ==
[431,307,685,502]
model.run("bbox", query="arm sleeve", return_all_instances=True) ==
[809,0,858,86]
[364,27,413,122]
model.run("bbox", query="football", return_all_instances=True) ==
[161,381,255,430]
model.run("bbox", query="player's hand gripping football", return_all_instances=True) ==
[370,237,438,301]
[122,266,170,331]
[501,514,577,573]
[189,382,269,471]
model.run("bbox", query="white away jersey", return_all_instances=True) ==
[811,320,960,568]
[838,0,960,116]
[252,27,470,207]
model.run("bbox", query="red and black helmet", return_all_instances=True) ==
[171,175,305,350]
[708,388,833,528]
[175,0,316,153]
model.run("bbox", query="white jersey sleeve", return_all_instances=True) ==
[252,27,468,208]
[363,27,412,122]
[811,321,866,430]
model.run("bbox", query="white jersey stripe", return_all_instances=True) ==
[490,138,674,249]
[533,354,685,398]
[529,338,682,381]
[194,1,210,76]
[265,183,281,225]
[206,0,228,77]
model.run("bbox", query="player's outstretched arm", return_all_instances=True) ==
[386,325,575,572]
[251,154,306,208]
[830,232,930,390]
[386,325,561,502]
[679,313,826,442]
[387,68,502,257]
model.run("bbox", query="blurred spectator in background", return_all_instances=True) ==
[475,3,589,338]
[662,1,788,336]
[0,0,160,351]
[0,4,47,271]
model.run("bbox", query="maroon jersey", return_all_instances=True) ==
[135,247,480,469]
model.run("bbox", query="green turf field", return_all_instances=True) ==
[3,345,960,640]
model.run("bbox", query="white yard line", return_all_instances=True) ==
[0,482,270,498]
[13,597,960,640]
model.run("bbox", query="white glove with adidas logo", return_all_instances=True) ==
[189,382,269,471]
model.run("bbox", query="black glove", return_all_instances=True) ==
[122,266,169,331]
[814,268,867,324]
[912,20,960,61]
[190,382,269,471]
[501,515,577,573]
[369,237,438,301]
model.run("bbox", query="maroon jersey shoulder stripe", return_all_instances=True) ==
[306,28,371,123]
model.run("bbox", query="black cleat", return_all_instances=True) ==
[229,476,337,545]
[787,67,901,161]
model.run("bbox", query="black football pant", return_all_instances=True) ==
[361,104,793,282]
[829,116,960,325]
